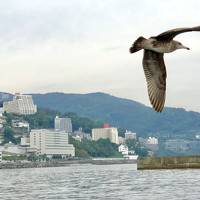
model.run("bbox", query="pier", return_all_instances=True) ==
[137,156,200,170]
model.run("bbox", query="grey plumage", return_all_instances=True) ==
[130,26,200,112]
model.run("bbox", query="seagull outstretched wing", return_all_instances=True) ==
[155,26,200,41]
[143,50,166,112]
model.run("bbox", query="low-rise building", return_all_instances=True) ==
[0,142,26,155]
[72,135,82,142]
[21,137,30,146]
[147,137,158,145]
[118,144,128,155]
[139,137,159,152]
[12,120,29,129]
[30,129,75,157]
[118,136,125,144]
[92,126,119,144]
[125,130,137,140]
[73,127,92,140]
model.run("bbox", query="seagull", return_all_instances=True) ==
[129,26,200,112]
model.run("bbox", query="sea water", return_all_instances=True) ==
[0,164,199,200]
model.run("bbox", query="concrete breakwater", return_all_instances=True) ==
[91,158,137,165]
[137,156,200,170]
[0,160,90,169]
[0,158,137,169]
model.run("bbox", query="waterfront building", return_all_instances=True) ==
[125,130,137,140]
[118,136,125,144]
[118,144,128,155]
[54,116,72,133]
[30,129,75,157]
[73,127,92,140]
[3,93,37,115]
[92,126,119,144]
[72,135,82,142]
[21,137,30,146]
[83,133,92,140]
[147,137,158,145]
[0,142,26,155]
[139,137,159,152]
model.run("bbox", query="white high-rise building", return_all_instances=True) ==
[92,127,119,144]
[3,93,37,115]
[54,116,72,133]
[30,129,75,156]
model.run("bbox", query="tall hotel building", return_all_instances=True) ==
[92,125,119,144]
[30,129,75,157]
[3,93,37,115]
[54,116,72,133]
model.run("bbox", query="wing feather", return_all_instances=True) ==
[143,50,167,112]
[155,26,200,41]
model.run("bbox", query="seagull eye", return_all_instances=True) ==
[178,42,182,45]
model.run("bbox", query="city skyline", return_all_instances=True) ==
[0,1,200,111]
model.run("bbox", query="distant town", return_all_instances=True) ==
[0,93,200,164]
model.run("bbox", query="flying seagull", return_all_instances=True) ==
[129,26,200,112]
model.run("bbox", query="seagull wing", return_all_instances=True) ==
[155,26,200,41]
[143,50,166,112]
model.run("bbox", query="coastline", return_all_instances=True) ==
[0,158,137,169]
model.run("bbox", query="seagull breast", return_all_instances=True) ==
[143,38,175,53]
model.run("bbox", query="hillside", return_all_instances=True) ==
[1,92,200,137]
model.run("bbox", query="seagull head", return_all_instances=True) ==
[175,41,190,50]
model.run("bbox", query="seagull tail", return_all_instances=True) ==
[129,36,146,53]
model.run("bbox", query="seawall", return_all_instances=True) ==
[137,156,200,170]
[0,160,90,169]
[91,158,137,165]
[0,158,137,169]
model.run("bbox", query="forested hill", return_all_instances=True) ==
[1,92,200,137]
[31,92,200,137]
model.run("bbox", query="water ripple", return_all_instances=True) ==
[0,164,200,199]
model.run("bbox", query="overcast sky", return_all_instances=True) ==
[1,0,200,111]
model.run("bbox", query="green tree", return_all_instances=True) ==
[126,139,137,150]
[126,139,148,157]
[64,112,103,133]
[3,126,17,144]
[70,137,122,158]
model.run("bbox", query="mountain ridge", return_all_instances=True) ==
[1,91,200,137]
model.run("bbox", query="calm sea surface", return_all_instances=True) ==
[0,164,200,200]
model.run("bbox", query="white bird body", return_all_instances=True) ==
[142,38,189,53]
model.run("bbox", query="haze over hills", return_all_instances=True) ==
[1,92,200,137]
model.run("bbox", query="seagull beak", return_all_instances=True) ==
[182,45,190,50]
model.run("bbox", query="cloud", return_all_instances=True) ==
[0,0,200,111]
